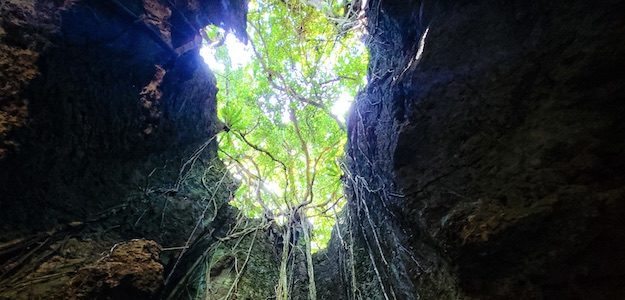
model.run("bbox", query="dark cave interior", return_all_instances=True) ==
[1,0,625,299]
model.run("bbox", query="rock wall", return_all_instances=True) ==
[3,0,625,299]
[0,0,247,244]
[318,0,625,299]
[0,0,248,298]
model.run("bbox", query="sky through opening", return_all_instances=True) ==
[199,0,368,252]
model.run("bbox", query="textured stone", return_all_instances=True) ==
[68,239,163,300]
[0,0,245,298]
[318,0,625,299]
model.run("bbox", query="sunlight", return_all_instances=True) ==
[331,92,353,123]
[225,34,253,68]
[199,33,253,71]
[268,95,278,105]
[281,108,291,124]
[263,181,282,196]
[199,46,224,72]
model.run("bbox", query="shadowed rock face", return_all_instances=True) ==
[68,239,164,299]
[0,0,250,245]
[3,0,625,299]
[317,0,625,299]
[0,1,246,298]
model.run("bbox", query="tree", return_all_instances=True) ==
[205,0,367,298]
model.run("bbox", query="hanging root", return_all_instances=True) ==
[222,228,259,300]
[165,166,230,285]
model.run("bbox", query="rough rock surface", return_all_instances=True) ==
[68,239,163,299]
[0,0,64,159]
[317,0,625,299]
[3,0,625,299]
[161,207,281,300]
[0,0,246,298]
[0,0,244,246]
[0,238,163,299]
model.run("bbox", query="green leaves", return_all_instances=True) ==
[207,0,367,251]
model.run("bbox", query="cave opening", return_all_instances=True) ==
[2,0,625,299]
[168,0,370,298]
[197,0,368,252]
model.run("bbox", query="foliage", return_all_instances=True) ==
[207,0,367,252]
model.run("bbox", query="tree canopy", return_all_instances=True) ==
[203,0,367,253]
[174,0,368,299]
